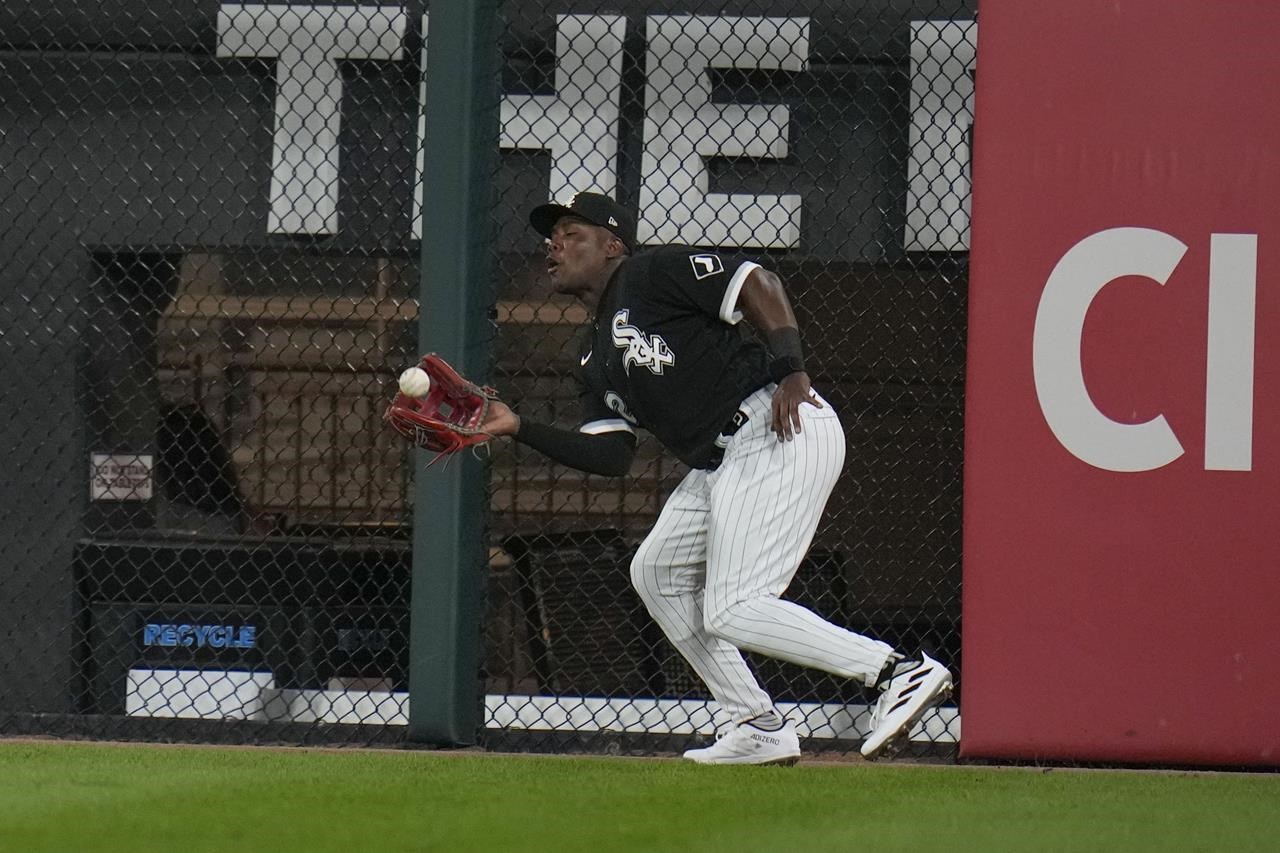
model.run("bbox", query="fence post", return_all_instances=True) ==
[408,0,499,745]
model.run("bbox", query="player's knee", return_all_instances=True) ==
[628,549,661,605]
[702,601,743,642]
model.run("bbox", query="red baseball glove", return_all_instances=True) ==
[383,353,500,464]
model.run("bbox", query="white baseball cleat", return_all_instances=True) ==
[860,651,953,760]
[682,718,801,766]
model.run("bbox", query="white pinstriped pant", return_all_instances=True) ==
[630,386,897,721]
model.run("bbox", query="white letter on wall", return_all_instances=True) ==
[413,13,428,240]
[639,16,808,248]
[906,20,976,252]
[497,15,625,214]
[217,4,406,234]
[1033,227,1187,472]
[1204,233,1257,471]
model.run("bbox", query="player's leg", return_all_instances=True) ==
[704,392,896,685]
[704,391,953,758]
[630,470,800,764]
[629,469,774,721]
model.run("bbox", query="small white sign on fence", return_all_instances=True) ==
[90,453,154,501]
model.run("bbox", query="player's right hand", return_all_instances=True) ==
[771,372,822,442]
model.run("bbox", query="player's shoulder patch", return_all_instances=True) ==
[687,253,724,280]
[644,244,728,288]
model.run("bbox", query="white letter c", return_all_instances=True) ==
[1033,227,1186,472]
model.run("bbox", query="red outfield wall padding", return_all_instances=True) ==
[963,0,1280,765]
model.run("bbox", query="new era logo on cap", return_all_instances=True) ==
[529,191,637,252]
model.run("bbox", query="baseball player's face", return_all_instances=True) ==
[545,216,618,299]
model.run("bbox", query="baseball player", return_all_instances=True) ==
[481,193,952,764]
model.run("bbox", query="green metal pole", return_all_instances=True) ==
[409,0,499,745]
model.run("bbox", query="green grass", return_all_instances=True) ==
[0,742,1275,852]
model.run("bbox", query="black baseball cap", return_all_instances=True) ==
[530,192,637,253]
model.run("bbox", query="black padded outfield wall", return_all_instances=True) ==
[0,1,974,753]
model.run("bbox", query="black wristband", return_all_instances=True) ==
[765,327,805,381]
[768,356,806,382]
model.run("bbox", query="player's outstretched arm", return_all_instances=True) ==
[482,401,636,477]
[738,268,822,442]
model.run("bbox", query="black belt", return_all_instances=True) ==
[705,408,751,470]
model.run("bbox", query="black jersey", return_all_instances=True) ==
[575,245,772,469]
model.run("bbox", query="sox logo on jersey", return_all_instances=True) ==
[612,310,675,375]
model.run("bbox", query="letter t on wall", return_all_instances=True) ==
[217,4,406,234]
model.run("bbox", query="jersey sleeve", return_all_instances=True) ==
[651,249,760,325]
[579,388,636,436]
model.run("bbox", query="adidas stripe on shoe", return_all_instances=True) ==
[860,651,953,760]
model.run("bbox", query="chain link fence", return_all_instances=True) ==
[0,1,974,755]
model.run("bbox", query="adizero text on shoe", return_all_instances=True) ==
[860,651,953,760]
[682,719,801,766]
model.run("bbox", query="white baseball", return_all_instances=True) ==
[398,366,432,397]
